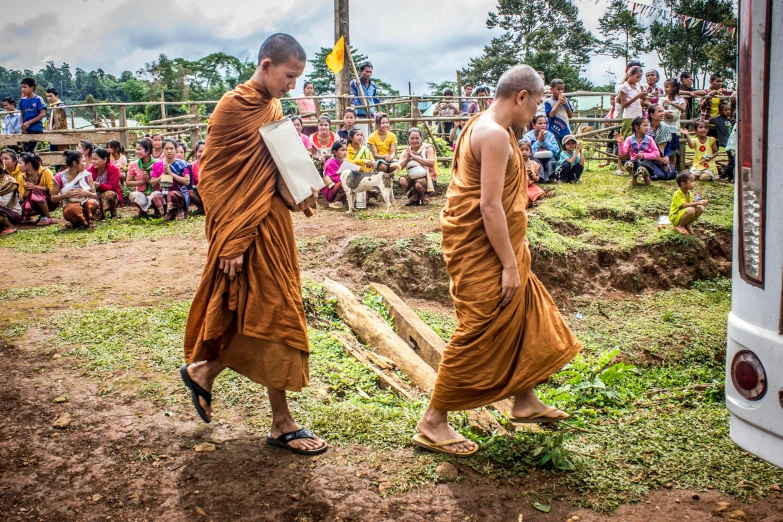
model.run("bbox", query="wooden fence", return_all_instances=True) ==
[0,92,731,169]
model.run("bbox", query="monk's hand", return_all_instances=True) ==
[219,255,243,280]
[289,187,318,213]
[499,265,520,308]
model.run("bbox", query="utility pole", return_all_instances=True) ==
[334,0,350,116]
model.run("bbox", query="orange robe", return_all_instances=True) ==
[184,79,309,391]
[430,117,581,411]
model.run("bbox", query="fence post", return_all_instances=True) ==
[189,104,200,146]
[678,139,686,171]
[118,106,129,150]
[411,96,419,129]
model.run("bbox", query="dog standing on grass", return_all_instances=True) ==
[341,169,395,213]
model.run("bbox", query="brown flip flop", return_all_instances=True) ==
[509,406,570,424]
[411,433,479,458]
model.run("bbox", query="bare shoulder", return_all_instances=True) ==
[470,114,510,162]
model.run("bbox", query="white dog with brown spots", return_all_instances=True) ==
[340,169,395,213]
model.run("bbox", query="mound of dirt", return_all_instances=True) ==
[343,230,732,305]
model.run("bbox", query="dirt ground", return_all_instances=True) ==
[1,204,779,522]
[3,332,782,522]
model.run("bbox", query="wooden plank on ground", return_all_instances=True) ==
[368,281,515,416]
[323,278,438,393]
[332,331,416,401]
[369,282,444,370]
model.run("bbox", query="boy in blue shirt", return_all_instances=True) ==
[523,115,560,182]
[2,98,21,135]
[544,79,574,150]
[19,78,47,153]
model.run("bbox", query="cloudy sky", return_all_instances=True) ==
[1,0,660,93]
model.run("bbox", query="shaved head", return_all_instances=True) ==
[258,33,306,66]
[495,65,543,99]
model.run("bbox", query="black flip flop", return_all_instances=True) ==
[266,428,328,455]
[179,364,212,424]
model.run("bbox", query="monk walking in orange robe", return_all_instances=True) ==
[413,65,582,457]
[180,34,326,455]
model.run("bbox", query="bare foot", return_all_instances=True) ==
[674,225,689,236]
[186,363,216,418]
[684,224,695,235]
[416,417,477,454]
[511,390,568,420]
[269,418,327,452]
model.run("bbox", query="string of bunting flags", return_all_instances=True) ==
[629,2,736,38]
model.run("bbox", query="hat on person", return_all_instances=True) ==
[627,58,644,68]
[562,134,578,146]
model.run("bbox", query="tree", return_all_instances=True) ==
[649,0,737,86]
[461,0,596,91]
[487,0,596,67]
[598,0,650,66]
[426,81,457,96]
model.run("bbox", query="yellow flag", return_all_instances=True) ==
[326,36,345,74]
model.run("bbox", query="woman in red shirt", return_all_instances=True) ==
[311,115,338,171]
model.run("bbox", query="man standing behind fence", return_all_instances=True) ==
[181,33,326,455]
[413,65,582,457]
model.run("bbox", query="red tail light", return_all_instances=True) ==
[731,351,767,400]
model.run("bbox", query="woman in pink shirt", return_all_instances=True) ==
[615,116,661,186]
[295,81,318,136]
[88,148,123,219]
[321,141,348,209]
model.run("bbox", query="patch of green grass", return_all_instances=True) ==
[566,278,731,366]
[527,168,734,257]
[0,323,27,339]
[416,309,456,343]
[348,234,388,258]
[0,216,206,253]
[0,284,72,301]
[423,232,443,257]
[353,211,424,221]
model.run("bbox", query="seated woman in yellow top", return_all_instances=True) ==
[367,113,400,174]
[346,128,375,172]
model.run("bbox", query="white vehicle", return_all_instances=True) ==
[726,0,783,468]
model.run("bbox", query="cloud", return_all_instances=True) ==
[0,0,660,94]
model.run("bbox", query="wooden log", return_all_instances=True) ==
[323,278,437,392]
[332,331,416,401]
[366,282,515,416]
[369,282,444,370]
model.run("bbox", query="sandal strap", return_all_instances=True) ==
[278,428,315,445]
[189,377,212,405]
[431,437,467,448]
[529,406,568,420]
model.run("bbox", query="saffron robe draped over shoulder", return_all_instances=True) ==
[430,116,581,411]
[184,79,309,390]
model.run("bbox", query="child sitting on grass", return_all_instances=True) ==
[670,171,709,236]
[615,116,661,186]
[321,140,348,209]
[518,139,546,207]
[556,134,584,183]
[681,121,718,181]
